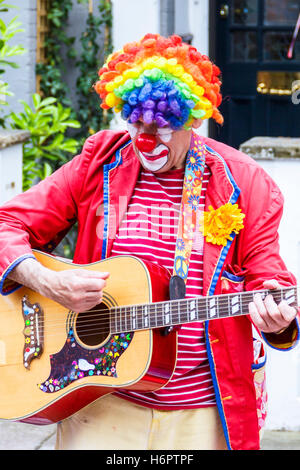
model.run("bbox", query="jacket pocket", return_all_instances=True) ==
[252,338,267,432]
[221,269,245,294]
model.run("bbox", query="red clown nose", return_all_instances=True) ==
[135,133,157,153]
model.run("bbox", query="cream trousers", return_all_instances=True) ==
[55,394,227,450]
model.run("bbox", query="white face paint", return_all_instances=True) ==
[138,144,169,171]
[127,122,172,171]
[127,122,173,143]
[157,127,173,143]
[127,122,138,140]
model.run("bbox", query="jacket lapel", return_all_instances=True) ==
[202,143,241,296]
[101,134,242,296]
[102,140,141,259]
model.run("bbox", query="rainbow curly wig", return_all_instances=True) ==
[95,33,223,130]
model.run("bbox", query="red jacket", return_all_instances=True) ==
[0,130,298,450]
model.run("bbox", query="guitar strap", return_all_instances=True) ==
[170,132,206,301]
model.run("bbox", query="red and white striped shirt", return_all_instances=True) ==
[111,165,216,409]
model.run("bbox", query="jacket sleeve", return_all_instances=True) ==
[0,135,95,295]
[237,163,299,349]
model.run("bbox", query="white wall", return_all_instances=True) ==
[0,142,23,205]
[187,0,209,137]
[110,0,159,130]
[111,0,160,51]
[257,159,300,430]
[110,0,210,136]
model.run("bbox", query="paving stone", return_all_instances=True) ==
[0,421,56,450]
[1,420,300,450]
[261,430,300,450]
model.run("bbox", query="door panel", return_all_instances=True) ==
[210,0,300,149]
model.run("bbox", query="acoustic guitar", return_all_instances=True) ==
[0,250,298,425]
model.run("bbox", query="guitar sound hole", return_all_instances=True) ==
[75,302,110,347]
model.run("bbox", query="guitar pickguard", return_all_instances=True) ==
[39,328,133,393]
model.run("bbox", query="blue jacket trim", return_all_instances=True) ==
[205,144,241,204]
[203,145,242,450]
[208,232,239,296]
[251,356,267,370]
[205,145,242,295]
[205,321,232,449]
[0,254,36,295]
[261,322,300,351]
[101,142,129,260]
[221,270,245,283]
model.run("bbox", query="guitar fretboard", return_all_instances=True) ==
[110,286,298,334]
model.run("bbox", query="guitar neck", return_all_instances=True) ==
[110,286,299,334]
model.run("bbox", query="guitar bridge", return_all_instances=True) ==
[22,295,44,369]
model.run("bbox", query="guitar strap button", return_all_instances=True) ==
[162,326,174,336]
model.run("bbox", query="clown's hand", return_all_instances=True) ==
[248,279,297,334]
[8,257,109,312]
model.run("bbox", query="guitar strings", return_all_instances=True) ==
[1,300,247,340]
[8,288,292,336]
[18,287,287,320]
[10,292,265,333]
[1,289,297,369]
[2,295,297,367]
[5,290,293,340]
[1,288,294,347]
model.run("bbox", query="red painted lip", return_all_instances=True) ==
[142,149,169,161]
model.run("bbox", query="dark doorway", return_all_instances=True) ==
[209,0,300,149]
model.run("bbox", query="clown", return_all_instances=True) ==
[0,34,298,451]
[94,33,223,172]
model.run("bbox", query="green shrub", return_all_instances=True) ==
[0,0,25,125]
[10,93,81,190]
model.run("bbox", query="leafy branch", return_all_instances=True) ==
[36,0,75,108]
[37,0,113,142]
[10,93,80,190]
[0,0,26,123]
[75,1,113,139]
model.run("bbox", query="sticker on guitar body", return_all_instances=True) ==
[39,328,133,393]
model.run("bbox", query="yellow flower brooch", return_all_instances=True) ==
[199,203,245,246]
